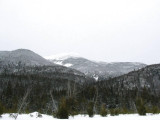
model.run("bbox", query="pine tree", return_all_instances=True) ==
[56,98,69,119]
[110,109,115,116]
[121,106,129,114]
[136,98,146,115]
[0,102,3,116]
[114,108,120,115]
[87,101,94,117]
[151,106,159,114]
[100,104,107,117]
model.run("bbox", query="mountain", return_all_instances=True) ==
[0,51,95,112]
[0,49,53,66]
[102,63,160,93]
[46,54,146,80]
[0,49,94,83]
[89,64,160,110]
[0,49,159,113]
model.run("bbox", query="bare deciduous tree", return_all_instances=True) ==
[50,90,57,113]
[14,87,32,120]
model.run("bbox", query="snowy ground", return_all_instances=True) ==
[1,112,160,120]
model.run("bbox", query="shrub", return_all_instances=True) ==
[56,98,69,119]
[109,108,120,116]
[136,98,146,116]
[121,107,129,114]
[110,109,115,116]
[114,108,120,115]
[87,101,94,117]
[100,104,107,117]
[151,106,159,114]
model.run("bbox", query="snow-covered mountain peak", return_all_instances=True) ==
[46,54,147,80]
[45,52,80,60]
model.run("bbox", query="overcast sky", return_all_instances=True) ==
[0,0,160,64]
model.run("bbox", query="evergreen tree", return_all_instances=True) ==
[87,101,94,117]
[100,104,107,117]
[114,108,120,115]
[110,109,115,116]
[121,106,129,114]
[66,97,78,116]
[0,102,3,116]
[56,98,69,119]
[151,106,159,114]
[136,98,146,115]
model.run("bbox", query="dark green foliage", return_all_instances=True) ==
[66,97,78,116]
[110,108,120,116]
[0,102,3,116]
[0,64,160,115]
[121,107,129,114]
[114,108,120,115]
[87,101,94,117]
[136,98,146,116]
[56,98,69,119]
[100,104,107,117]
[110,109,115,116]
[151,106,159,114]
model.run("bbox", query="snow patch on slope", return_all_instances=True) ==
[64,63,73,67]
[93,74,99,81]
[51,61,72,67]
[53,61,63,65]
[45,52,80,60]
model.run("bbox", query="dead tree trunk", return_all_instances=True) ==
[50,90,57,113]
[15,87,32,120]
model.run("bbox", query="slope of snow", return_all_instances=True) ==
[53,61,63,65]
[1,113,160,120]
[45,53,80,60]
[51,61,73,67]
[93,74,99,81]
[64,63,73,67]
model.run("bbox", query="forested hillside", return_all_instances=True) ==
[0,63,160,117]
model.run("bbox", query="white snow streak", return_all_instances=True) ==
[45,53,80,60]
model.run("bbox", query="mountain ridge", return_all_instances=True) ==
[46,54,146,80]
[0,49,54,66]
[0,49,147,81]
[0,49,95,83]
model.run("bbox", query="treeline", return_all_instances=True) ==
[0,64,160,119]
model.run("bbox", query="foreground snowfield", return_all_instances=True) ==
[1,112,160,120]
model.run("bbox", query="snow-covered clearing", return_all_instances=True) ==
[1,112,160,120]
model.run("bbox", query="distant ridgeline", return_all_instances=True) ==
[46,55,146,80]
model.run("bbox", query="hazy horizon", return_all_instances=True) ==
[0,0,160,64]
